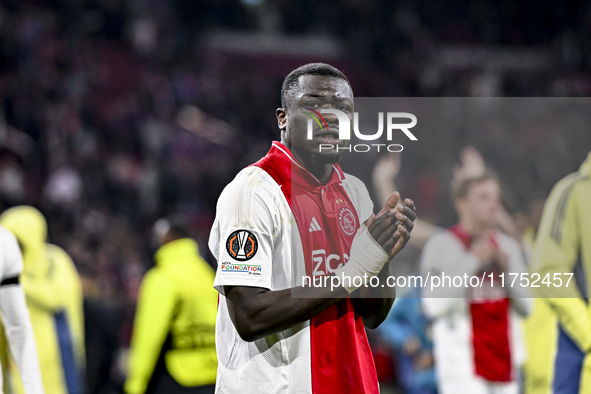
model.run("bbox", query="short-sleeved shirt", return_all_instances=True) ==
[0,225,24,381]
[0,225,22,284]
[209,141,378,394]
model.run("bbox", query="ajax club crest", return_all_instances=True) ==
[338,206,357,237]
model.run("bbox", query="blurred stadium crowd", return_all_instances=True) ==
[2,0,591,393]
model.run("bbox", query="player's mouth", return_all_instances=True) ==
[315,129,342,144]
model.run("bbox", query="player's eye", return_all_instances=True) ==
[337,105,351,112]
[303,102,320,109]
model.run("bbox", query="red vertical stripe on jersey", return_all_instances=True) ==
[449,225,512,382]
[253,142,379,394]
[469,298,512,381]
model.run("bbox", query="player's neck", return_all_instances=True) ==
[292,154,332,185]
[281,142,333,185]
[303,161,333,184]
[458,217,489,236]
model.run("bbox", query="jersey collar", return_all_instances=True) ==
[270,141,345,188]
[449,223,499,249]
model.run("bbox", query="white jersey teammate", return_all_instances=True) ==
[0,225,44,394]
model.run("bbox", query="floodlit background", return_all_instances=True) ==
[1,0,591,393]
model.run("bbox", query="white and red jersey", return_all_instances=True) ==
[421,226,532,394]
[0,225,23,282]
[209,141,378,394]
[0,225,44,394]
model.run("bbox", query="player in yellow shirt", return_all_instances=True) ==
[521,198,558,394]
[530,152,591,394]
[125,218,217,394]
[0,206,85,394]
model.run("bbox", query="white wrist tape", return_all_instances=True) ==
[334,224,389,293]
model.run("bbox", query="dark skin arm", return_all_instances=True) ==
[355,198,416,329]
[224,283,348,342]
[224,193,416,342]
[353,264,395,329]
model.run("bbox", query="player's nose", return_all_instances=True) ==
[320,105,339,125]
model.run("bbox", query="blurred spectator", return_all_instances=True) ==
[378,287,437,394]
[124,218,217,394]
[0,150,27,207]
[0,206,85,394]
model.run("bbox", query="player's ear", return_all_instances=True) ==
[276,108,287,131]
